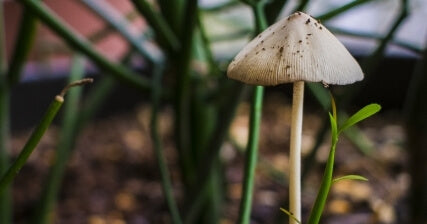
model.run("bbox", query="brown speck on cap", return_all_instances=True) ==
[279,46,284,53]
[305,19,310,24]
[299,40,302,43]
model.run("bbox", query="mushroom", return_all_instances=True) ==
[227,11,363,224]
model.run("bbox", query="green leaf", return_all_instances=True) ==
[280,208,301,224]
[339,104,381,134]
[333,175,368,183]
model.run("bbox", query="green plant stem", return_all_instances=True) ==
[0,96,63,194]
[6,5,38,86]
[0,78,92,196]
[237,2,267,224]
[0,86,11,224]
[201,0,240,12]
[362,0,409,76]
[317,0,375,21]
[157,0,184,34]
[80,0,161,63]
[237,85,264,224]
[18,0,151,92]
[307,115,337,224]
[33,55,85,224]
[294,0,311,12]
[130,0,180,52]
[174,0,198,189]
[330,27,421,54]
[196,12,220,77]
[339,0,409,109]
[0,3,11,221]
[150,65,183,224]
[265,0,287,25]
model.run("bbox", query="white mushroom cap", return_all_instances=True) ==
[227,11,364,86]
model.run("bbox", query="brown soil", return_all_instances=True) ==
[10,94,408,224]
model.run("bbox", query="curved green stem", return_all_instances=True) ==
[18,0,150,91]
[0,96,63,194]
[130,0,180,52]
[33,55,86,224]
[0,79,92,195]
[0,4,11,221]
[237,85,264,224]
[237,2,267,224]
[317,0,375,21]
[6,5,38,86]
[80,0,162,63]
[150,65,183,224]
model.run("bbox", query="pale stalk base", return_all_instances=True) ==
[289,81,304,224]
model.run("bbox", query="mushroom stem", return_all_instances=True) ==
[289,80,304,224]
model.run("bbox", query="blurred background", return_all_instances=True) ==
[1,0,426,223]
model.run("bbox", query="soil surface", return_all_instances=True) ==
[11,93,408,224]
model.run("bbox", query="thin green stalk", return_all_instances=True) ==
[0,98,63,194]
[330,27,421,54]
[317,0,375,21]
[200,0,240,12]
[265,0,287,25]
[237,2,267,224]
[18,0,150,91]
[237,86,264,224]
[130,0,180,52]
[294,0,311,12]
[174,0,198,189]
[80,0,161,63]
[0,2,12,221]
[361,0,409,76]
[185,81,245,223]
[340,0,409,106]
[196,12,221,77]
[0,86,11,224]
[33,55,86,224]
[157,0,184,34]
[6,5,39,86]
[0,78,93,195]
[306,114,337,224]
[204,160,223,224]
[150,65,183,224]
